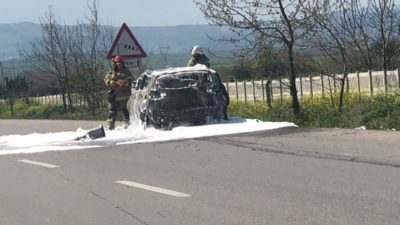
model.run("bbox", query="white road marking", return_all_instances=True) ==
[18,159,59,168]
[116,180,191,197]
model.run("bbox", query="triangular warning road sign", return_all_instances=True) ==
[107,23,147,59]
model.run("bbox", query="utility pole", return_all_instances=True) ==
[0,61,5,90]
[158,46,170,66]
[0,61,5,81]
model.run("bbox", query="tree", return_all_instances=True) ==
[305,0,357,112]
[194,0,312,116]
[19,0,113,115]
[369,0,400,92]
[232,59,254,81]
[342,0,376,71]
[20,6,73,112]
[67,1,113,115]
[253,45,286,79]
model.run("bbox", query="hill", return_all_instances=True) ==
[0,22,42,60]
[0,22,237,60]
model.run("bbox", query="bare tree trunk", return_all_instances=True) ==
[266,79,272,108]
[8,98,14,117]
[338,65,348,112]
[288,45,300,114]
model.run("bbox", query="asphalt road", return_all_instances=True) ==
[0,119,399,225]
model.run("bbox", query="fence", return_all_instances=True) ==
[224,69,400,103]
[2,69,400,106]
[27,94,94,106]
[0,94,105,107]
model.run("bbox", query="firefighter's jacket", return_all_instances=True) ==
[104,67,133,101]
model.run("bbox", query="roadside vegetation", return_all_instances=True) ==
[228,92,400,130]
[1,92,400,130]
[0,100,106,121]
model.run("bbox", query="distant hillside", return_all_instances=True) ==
[133,25,236,54]
[0,22,237,60]
[0,22,42,60]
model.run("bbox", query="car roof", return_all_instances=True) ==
[149,65,216,77]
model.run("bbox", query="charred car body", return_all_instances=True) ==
[130,65,229,129]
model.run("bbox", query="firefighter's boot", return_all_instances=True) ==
[107,119,115,130]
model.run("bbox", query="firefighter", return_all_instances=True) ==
[187,45,210,68]
[104,55,133,130]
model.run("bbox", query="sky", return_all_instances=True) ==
[0,118,296,155]
[0,0,207,26]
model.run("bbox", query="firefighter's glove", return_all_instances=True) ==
[116,79,127,86]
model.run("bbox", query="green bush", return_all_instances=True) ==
[228,100,268,120]
[228,93,400,130]
[0,100,107,120]
[0,102,7,115]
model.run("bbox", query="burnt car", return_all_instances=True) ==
[130,65,229,129]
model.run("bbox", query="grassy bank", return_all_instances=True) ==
[1,93,400,130]
[228,93,400,130]
[0,100,107,121]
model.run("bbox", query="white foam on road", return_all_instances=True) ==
[0,118,296,155]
